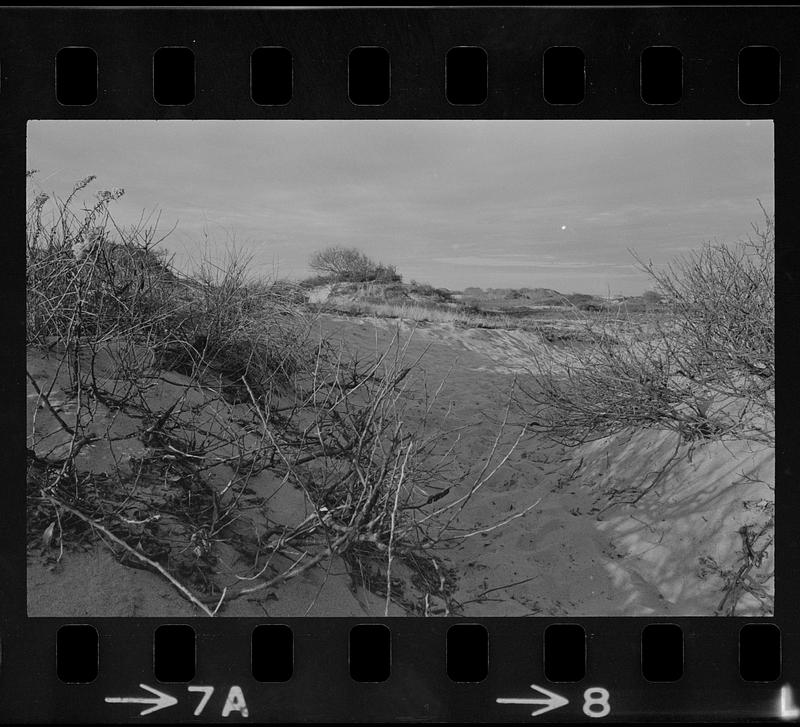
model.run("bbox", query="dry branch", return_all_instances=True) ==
[44,494,217,617]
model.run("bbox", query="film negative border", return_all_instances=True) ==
[2,6,798,723]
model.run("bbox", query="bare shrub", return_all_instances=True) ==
[309,245,401,283]
[156,249,313,401]
[26,174,311,404]
[224,329,528,615]
[26,174,325,610]
[27,174,528,616]
[633,206,774,397]
[521,207,774,445]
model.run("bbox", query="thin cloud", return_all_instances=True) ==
[432,255,626,269]
[27,119,773,295]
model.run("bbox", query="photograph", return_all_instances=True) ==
[26,119,774,617]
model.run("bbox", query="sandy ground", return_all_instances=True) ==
[27,315,774,617]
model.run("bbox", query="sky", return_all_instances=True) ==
[27,120,773,295]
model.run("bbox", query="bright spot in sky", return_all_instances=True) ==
[561,225,567,231]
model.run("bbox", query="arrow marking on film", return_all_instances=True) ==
[105,683,178,716]
[496,683,570,717]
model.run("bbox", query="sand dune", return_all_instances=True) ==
[27,313,773,617]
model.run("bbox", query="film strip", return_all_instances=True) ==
[3,5,797,723]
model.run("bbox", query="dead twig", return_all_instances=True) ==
[44,494,216,617]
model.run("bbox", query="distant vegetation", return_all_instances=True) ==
[303,248,667,331]
[307,245,401,284]
[327,300,527,329]
[457,287,664,314]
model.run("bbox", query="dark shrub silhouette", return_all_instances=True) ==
[309,246,401,283]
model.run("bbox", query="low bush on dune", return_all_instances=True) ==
[407,280,454,302]
[308,245,402,284]
[522,206,775,446]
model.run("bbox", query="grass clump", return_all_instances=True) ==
[323,300,525,329]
